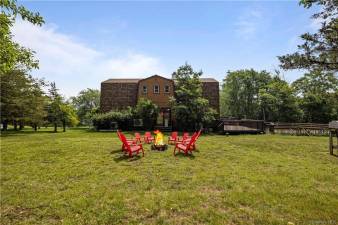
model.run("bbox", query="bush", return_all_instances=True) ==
[135,98,159,130]
[91,108,133,130]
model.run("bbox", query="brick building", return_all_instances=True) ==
[100,75,219,128]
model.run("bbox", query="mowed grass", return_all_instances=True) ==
[1,128,337,225]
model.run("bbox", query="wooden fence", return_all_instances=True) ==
[267,122,329,136]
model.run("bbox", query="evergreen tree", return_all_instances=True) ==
[0,69,47,130]
[278,0,338,72]
[47,82,63,132]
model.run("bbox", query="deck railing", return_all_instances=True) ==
[267,122,329,136]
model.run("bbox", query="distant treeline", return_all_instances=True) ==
[220,69,337,123]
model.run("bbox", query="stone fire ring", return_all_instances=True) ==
[151,144,168,151]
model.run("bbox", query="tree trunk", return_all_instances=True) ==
[63,120,66,132]
[2,120,8,131]
[262,108,266,122]
[19,121,24,130]
[54,123,57,132]
[34,124,37,131]
[13,120,18,131]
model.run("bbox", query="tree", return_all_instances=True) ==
[221,69,272,119]
[292,70,338,123]
[0,69,47,130]
[25,77,48,131]
[171,63,217,131]
[135,98,159,130]
[278,0,337,72]
[1,0,44,73]
[60,103,79,132]
[70,88,100,125]
[47,82,63,132]
[259,76,302,122]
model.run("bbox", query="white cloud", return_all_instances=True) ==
[11,20,164,97]
[309,18,324,31]
[235,9,262,40]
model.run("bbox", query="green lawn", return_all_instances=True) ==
[1,128,337,225]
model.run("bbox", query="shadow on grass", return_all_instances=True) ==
[174,153,196,159]
[111,148,143,162]
[1,130,57,137]
[113,154,143,162]
[110,149,122,154]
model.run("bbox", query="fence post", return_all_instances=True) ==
[329,130,333,155]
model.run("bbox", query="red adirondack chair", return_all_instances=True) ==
[177,130,202,150]
[168,131,178,144]
[144,132,155,144]
[117,130,135,151]
[120,133,144,157]
[134,132,142,143]
[174,134,198,156]
[178,132,190,142]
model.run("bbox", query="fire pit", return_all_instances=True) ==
[151,130,168,151]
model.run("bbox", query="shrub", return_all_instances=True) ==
[134,98,159,130]
[91,108,133,130]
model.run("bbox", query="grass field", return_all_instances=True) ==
[1,128,337,225]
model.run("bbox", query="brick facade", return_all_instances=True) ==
[201,79,220,113]
[100,75,219,113]
[100,79,139,112]
[137,75,174,108]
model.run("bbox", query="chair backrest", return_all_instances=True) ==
[186,134,198,150]
[135,132,141,138]
[182,132,189,140]
[171,131,178,138]
[145,132,152,137]
[196,129,202,139]
[119,133,131,150]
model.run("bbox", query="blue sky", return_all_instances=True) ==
[13,1,319,97]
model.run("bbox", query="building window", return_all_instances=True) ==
[143,86,147,94]
[153,85,160,94]
[164,85,170,93]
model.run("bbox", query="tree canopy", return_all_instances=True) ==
[278,0,338,72]
[171,63,217,131]
[70,88,100,125]
[1,0,44,73]
[0,69,47,130]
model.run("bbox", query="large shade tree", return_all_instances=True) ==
[292,70,338,123]
[170,63,217,131]
[259,76,302,122]
[277,0,338,123]
[221,69,272,119]
[70,88,100,125]
[1,0,44,73]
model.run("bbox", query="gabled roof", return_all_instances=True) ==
[139,74,173,82]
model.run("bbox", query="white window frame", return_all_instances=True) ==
[153,85,160,94]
